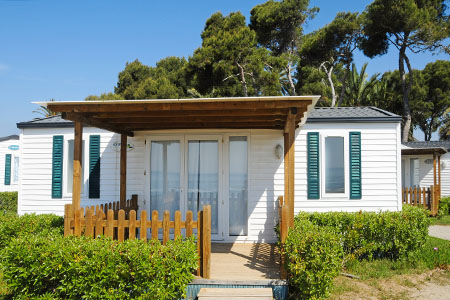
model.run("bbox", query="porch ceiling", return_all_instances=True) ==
[36,96,319,137]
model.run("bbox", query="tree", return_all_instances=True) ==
[188,12,281,97]
[299,12,362,106]
[33,99,59,118]
[414,60,450,140]
[114,60,152,99]
[250,0,318,95]
[113,57,188,99]
[360,0,450,142]
[439,107,450,140]
[344,63,380,107]
[85,92,123,100]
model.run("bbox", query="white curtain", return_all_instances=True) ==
[229,136,248,236]
[188,141,219,234]
[150,141,181,219]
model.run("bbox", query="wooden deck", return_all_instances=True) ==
[210,243,280,280]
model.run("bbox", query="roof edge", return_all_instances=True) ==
[0,135,19,142]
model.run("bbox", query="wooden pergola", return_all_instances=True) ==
[39,96,319,230]
[402,146,446,199]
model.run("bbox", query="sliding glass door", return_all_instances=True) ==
[149,140,182,219]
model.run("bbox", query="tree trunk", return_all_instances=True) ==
[399,42,413,142]
[320,61,336,107]
[287,61,296,96]
[236,62,248,97]
[338,63,350,107]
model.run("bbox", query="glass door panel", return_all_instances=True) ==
[187,140,219,235]
[229,136,248,236]
[150,141,181,219]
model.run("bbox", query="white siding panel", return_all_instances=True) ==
[293,122,401,214]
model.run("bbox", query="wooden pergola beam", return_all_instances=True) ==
[62,112,134,137]
[90,108,291,118]
[48,100,310,113]
[107,116,286,124]
[121,123,285,131]
[72,121,83,209]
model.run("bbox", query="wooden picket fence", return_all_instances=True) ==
[402,185,440,216]
[64,202,212,278]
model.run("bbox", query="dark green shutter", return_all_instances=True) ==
[52,136,64,198]
[307,132,320,199]
[4,154,11,185]
[89,135,101,198]
[349,132,362,199]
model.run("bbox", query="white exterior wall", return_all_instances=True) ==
[19,127,145,215]
[18,122,401,242]
[0,138,21,192]
[294,122,402,213]
[402,153,450,197]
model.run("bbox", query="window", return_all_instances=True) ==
[410,158,420,187]
[308,131,361,199]
[66,139,85,194]
[13,157,19,183]
[324,136,345,194]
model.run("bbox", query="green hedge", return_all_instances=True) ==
[0,213,63,248]
[1,235,197,299]
[0,192,17,214]
[282,206,430,300]
[284,218,343,300]
[439,196,450,216]
[300,205,430,260]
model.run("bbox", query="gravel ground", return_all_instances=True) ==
[429,225,450,241]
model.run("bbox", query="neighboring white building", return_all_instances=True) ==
[17,106,402,243]
[0,135,21,192]
[401,141,450,197]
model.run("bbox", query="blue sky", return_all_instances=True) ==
[0,0,448,139]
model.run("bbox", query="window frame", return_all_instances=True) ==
[320,133,349,199]
[63,137,88,198]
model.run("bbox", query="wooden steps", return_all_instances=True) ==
[197,288,273,300]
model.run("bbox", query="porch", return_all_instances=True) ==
[401,145,445,215]
[44,96,319,281]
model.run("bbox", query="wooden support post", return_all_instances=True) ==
[72,121,83,209]
[284,108,296,228]
[438,155,441,202]
[202,205,211,279]
[433,152,437,188]
[280,204,289,279]
[120,134,127,209]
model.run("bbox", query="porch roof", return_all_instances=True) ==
[35,96,319,137]
[401,141,449,155]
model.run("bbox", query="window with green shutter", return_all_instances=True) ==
[307,132,320,199]
[4,154,11,185]
[52,135,64,198]
[349,132,362,199]
[89,135,101,198]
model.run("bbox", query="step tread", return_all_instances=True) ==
[198,287,273,297]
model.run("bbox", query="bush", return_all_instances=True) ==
[0,192,17,214]
[1,235,197,299]
[284,218,343,300]
[301,205,430,260]
[439,196,450,216]
[0,213,63,248]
